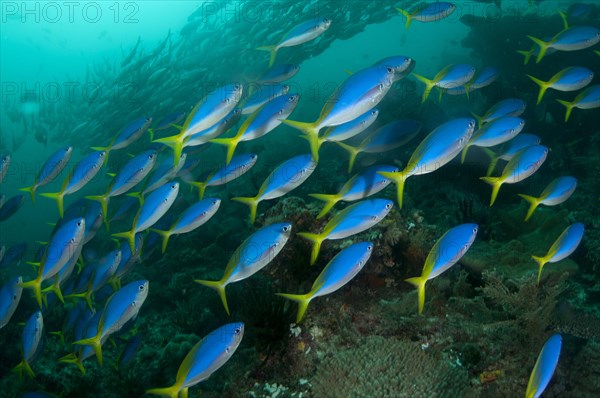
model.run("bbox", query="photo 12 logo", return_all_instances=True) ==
[1,1,139,24]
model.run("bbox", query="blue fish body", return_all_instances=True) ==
[526,334,562,398]
[74,280,149,365]
[277,242,373,322]
[397,2,456,29]
[528,67,594,104]
[533,223,584,283]
[110,150,158,197]
[146,323,244,397]
[119,334,142,368]
[406,224,478,313]
[241,84,290,114]
[41,217,86,282]
[0,154,10,182]
[299,199,393,265]
[374,56,416,81]
[498,134,542,161]
[14,311,44,378]
[556,84,600,121]
[476,98,527,125]
[256,64,300,84]
[462,117,525,163]
[519,176,577,221]
[321,109,379,143]
[0,276,22,329]
[65,151,106,195]
[185,108,242,147]
[155,112,186,131]
[232,155,316,223]
[0,194,25,222]
[114,234,144,279]
[191,153,258,200]
[196,223,292,314]
[20,146,73,202]
[0,242,27,268]
[109,117,152,151]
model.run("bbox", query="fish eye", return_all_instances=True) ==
[235,327,241,334]
[251,154,257,159]
[171,184,177,189]
[13,294,17,300]
[138,284,145,291]
[283,225,291,232]
[225,347,230,353]
[473,227,478,233]
[468,121,476,128]
[459,137,465,144]
[212,199,218,205]
[367,245,373,251]
[386,67,394,73]
[385,203,392,209]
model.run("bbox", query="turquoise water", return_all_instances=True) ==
[1,1,599,397]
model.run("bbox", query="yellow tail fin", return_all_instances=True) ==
[518,194,541,221]
[298,133,323,162]
[195,279,230,315]
[276,292,312,323]
[556,99,574,122]
[73,336,103,366]
[378,171,408,209]
[12,359,35,379]
[526,35,549,64]
[19,277,43,308]
[154,133,185,167]
[210,136,241,166]
[412,73,436,103]
[396,7,413,29]
[19,184,37,204]
[297,232,324,266]
[146,385,181,398]
[85,194,109,221]
[112,230,136,253]
[149,229,172,253]
[481,148,498,176]
[308,193,340,219]
[480,176,503,206]
[256,45,278,68]
[527,74,549,105]
[40,191,66,218]
[532,255,548,285]
[188,181,208,200]
[335,142,360,173]
[41,280,65,304]
[516,50,533,65]
[126,191,144,206]
[59,353,86,375]
[231,196,260,224]
[405,276,427,314]
[280,119,320,141]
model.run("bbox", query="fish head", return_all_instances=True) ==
[131,280,149,305]
[320,18,333,30]
[217,322,245,362]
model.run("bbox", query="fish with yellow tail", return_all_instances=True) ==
[277,242,373,323]
[532,223,584,284]
[396,2,456,29]
[232,154,316,224]
[299,199,392,266]
[405,224,478,314]
[195,223,291,315]
[528,67,593,105]
[412,64,476,103]
[527,26,600,63]
[20,146,72,204]
[556,84,600,122]
[154,84,243,166]
[256,18,331,67]
[12,311,44,379]
[518,176,577,221]
[378,118,475,209]
[526,334,562,398]
[146,323,244,398]
[480,145,548,206]
[73,280,149,366]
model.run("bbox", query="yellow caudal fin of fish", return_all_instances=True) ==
[308,193,341,219]
[276,292,313,323]
[412,73,437,103]
[297,232,324,266]
[470,111,485,129]
[481,148,499,176]
[516,49,533,65]
[147,128,155,142]
[85,194,109,220]
[126,191,144,205]
[558,10,569,30]
[41,280,65,304]
[556,99,575,122]
[64,291,94,310]
[149,228,173,253]
[396,7,413,29]
[146,385,182,398]
[480,176,503,206]
[405,276,427,314]
[73,335,103,366]
[59,353,86,375]
[532,255,549,285]
[154,133,185,167]
[210,136,241,165]
[195,279,230,315]
[518,193,541,221]
[256,45,278,68]
[12,359,35,379]
[335,142,360,173]
[526,35,550,64]
[19,184,37,204]
[231,196,260,224]
[298,133,322,162]
[527,74,550,105]
[19,277,43,308]
[378,171,408,209]
[188,181,208,200]
[40,191,66,218]
[112,229,136,253]
[280,119,320,141]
